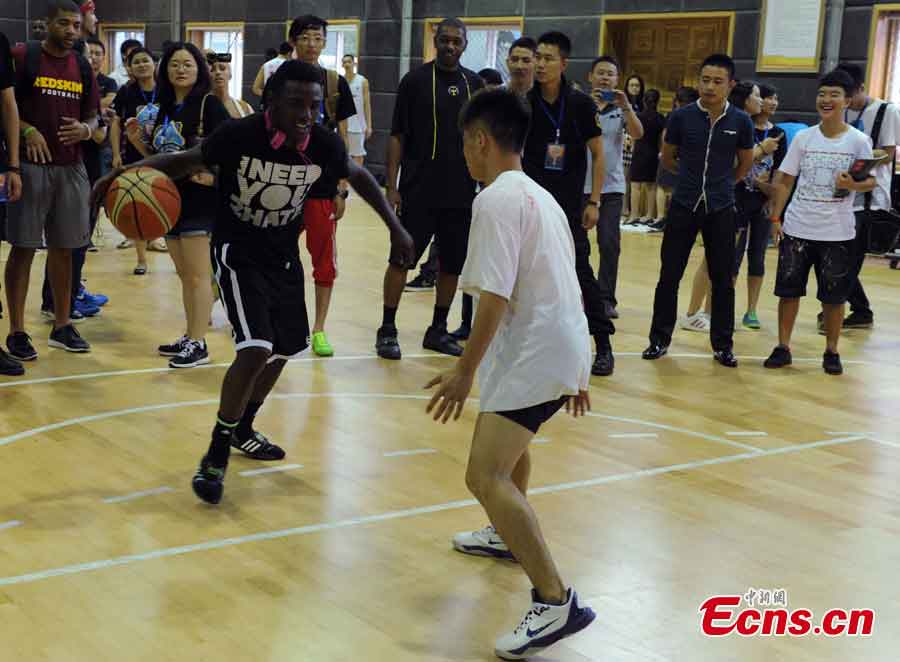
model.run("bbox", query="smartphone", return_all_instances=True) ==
[594,89,616,102]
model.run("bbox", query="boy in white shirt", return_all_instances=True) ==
[425,88,595,660]
[765,69,876,375]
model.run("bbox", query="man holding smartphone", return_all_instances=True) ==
[585,56,644,346]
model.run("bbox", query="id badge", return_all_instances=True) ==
[544,142,566,171]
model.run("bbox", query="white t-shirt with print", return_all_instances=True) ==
[460,170,592,413]
[846,99,900,211]
[779,125,873,241]
[263,56,287,83]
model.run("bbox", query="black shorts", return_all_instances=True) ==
[390,205,472,276]
[497,397,569,435]
[774,234,855,304]
[212,242,310,360]
[167,214,213,239]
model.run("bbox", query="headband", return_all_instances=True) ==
[81,1,96,14]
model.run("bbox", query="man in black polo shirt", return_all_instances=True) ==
[642,54,754,367]
[377,17,484,360]
[523,31,614,376]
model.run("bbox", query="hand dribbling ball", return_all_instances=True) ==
[105,167,181,240]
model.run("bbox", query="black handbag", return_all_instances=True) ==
[861,103,900,254]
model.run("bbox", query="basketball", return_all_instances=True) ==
[105,167,181,240]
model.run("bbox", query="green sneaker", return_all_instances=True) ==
[742,312,761,330]
[312,331,334,357]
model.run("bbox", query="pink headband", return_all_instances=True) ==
[81,1,96,14]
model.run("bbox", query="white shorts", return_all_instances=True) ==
[348,132,366,157]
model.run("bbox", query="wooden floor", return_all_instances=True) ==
[1,201,899,661]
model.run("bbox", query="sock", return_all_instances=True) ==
[236,401,263,440]
[382,305,397,328]
[595,334,611,353]
[432,305,450,329]
[461,294,473,326]
[207,416,238,467]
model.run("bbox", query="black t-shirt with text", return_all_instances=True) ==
[152,93,230,221]
[391,62,484,209]
[202,114,350,263]
[523,79,603,219]
[112,82,158,165]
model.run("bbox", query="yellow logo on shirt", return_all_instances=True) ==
[33,76,83,100]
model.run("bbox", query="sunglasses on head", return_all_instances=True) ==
[206,52,232,65]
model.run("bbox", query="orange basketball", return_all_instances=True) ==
[105,167,181,240]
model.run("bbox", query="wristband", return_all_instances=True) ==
[586,199,599,207]
[339,189,349,200]
[768,216,781,224]
[22,126,36,139]
[82,123,92,140]
[6,165,21,174]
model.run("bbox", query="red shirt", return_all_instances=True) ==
[12,44,100,166]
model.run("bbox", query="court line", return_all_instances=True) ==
[0,435,866,587]
[0,393,760,454]
[0,520,22,532]
[103,487,175,504]
[726,431,769,437]
[0,351,881,390]
[586,413,764,452]
[866,437,900,449]
[532,437,552,445]
[609,433,658,439]
[383,449,438,458]
[239,464,304,477]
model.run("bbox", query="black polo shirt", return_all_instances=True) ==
[665,100,754,213]
[523,77,603,219]
[391,61,484,210]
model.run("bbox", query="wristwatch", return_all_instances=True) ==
[586,199,600,207]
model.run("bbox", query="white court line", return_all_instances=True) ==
[726,431,769,437]
[103,487,175,504]
[0,351,881,390]
[0,520,22,531]
[867,437,900,449]
[383,449,438,458]
[0,435,866,587]
[239,464,304,477]
[532,437,552,445]
[609,433,658,439]
[587,413,764,452]
[826,431,876,436]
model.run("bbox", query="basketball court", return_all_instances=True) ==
[0,202,898,661]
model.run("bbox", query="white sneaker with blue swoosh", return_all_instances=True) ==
[494,588,595,660]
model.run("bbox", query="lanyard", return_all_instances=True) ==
[538,92,566,143]
[431,64,471,160]
[845,99,869,130]
[140,86,156,105]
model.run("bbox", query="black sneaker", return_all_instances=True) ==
[423,325,463,356]
[49,325,91,353]
[592,348,614,376]
[158,335,189,357]
[713,349,738,368]
[376,325,402,360]
[449,323,471,341]
[842,312,873,329]
[0,348,24,376]
[232,431,286,461]
[603,303,619,319]
[823,351,843,375]
[192,456,227,504]
[764,345,792,369]
[7,332,38,361]
[404,274,436,292]
[642,343,668,360]
[169,339,210,368]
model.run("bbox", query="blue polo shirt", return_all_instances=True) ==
[665,100,754,213]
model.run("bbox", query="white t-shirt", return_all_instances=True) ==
[585,103,626,195]
[346,74,367,134]
[779,125,873,241]
[847,99,900,211]
[263,56,287,83]
[460,170,592,412]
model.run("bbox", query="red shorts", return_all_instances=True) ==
[302,198,337,287]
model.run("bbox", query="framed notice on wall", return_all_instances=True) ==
[756,0,826,73]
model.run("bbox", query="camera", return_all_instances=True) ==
[206,52,232,66]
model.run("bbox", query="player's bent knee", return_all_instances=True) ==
[235,346,272,369]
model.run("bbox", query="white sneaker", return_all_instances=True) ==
[494,588,595,660]
[680,312,710,332]
[452,525,515,560]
